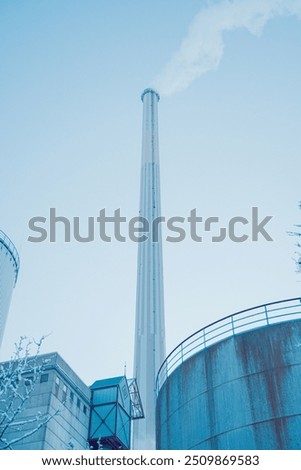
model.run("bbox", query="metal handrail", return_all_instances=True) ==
[0,229,20,284]
[156,297,301,394]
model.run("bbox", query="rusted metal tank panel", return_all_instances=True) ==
[156,320,301,449]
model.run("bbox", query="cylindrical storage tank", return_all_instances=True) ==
[0,230,20,347]
[156,299,301,450]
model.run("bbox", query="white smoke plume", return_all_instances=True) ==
[153,0,301,95]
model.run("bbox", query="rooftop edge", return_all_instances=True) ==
[141,88,160,102]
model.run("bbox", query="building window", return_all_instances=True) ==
[122,384,128,400]
[12,378,19,388]
[77,398,81,409]
[40,374,49,383]
[83,405,87,415]
[25,376,33,387]
[54,377,60,397]
[62,384,67,403]
[70,391,74,402]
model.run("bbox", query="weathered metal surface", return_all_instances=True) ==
[156,320,301,449]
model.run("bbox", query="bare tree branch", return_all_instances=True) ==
[0,336,59,450]
[288,203,301,274]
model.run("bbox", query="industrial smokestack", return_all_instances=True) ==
[132,88,166,449]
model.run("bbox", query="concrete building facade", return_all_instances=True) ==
[0,352,143,450]
[0,353,91,450]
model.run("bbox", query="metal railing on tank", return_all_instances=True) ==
[156,297,301,394]
[0,229,20,282]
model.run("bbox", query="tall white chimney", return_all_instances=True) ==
[132,88,166,449]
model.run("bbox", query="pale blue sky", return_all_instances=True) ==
[0,1,300,384]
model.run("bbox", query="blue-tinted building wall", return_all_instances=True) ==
[89,376,132,450]
[157,320,301,449]
[0,353,91,450]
